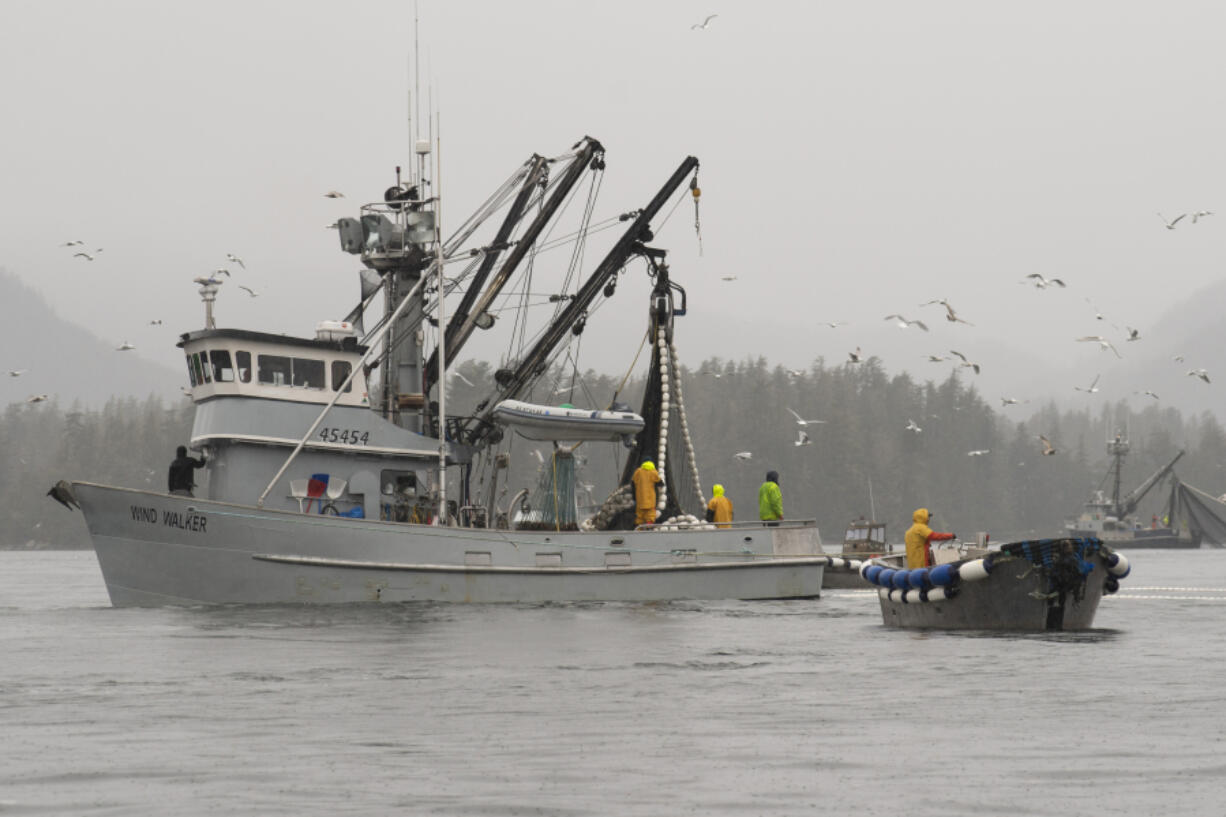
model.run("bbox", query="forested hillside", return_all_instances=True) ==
[7,355,1225,548]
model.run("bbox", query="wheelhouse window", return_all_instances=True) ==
[292,358,325,389]
[257,354,325,389]
[332,360,353,392]
[186,355,198,388]
[211,350,235,382]
[236,351,252,383]
[258,354,291,386]
[198,351,212,383]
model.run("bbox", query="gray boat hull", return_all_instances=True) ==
[75,482,825,606]
[866,538,1124,631]
[876,557,1108,630]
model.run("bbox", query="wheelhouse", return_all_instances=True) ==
[178,325,369,407]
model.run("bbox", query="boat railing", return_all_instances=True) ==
[634,518,818,531]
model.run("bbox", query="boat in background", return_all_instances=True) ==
[1064,435,1195,549]
[859,537,1130,631]
[821,518,892,589]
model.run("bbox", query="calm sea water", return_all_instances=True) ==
[3,549,1225,816]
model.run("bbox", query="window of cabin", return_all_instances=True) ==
[331,360,353,392]
[186,355,198,388]
[190,353,206,385]
[198,350,213,383]
[211,350,234,382]
[236,351,252,383]
[292,358,325,389]
[258,354,291,386]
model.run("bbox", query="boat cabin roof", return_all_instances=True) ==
[178,328,370,407]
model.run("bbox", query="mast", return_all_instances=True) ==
[470,155,700,442]
[422,153,550,389]
[1107,432,1129,515]
[440,137,603,386]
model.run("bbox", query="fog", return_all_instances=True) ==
[1,1,1223,416]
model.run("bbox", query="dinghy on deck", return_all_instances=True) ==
[492,399,644,443]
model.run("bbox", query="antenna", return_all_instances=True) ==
[868,476,877,521]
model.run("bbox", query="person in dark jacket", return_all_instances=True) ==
[168,445,206,496]
[758,470,783,525]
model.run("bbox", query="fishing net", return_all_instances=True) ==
[519,448,579,531]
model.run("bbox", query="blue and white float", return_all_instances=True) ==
[859,537,1127,631]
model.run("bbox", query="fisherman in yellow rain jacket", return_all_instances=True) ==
[904,508,956,569]
[706,483,733,528]
[631,461,662,526]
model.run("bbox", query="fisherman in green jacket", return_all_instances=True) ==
[758,470,783,525]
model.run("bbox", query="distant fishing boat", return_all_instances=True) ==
[859,537,1130,631]
[1064,435,1194,548]
[821,518,893,589]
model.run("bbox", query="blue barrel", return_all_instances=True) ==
[864,565,884,584]
[928,563,956,587]
[908,568,929,589]
[877,568,896,588]
[892,569,912,590]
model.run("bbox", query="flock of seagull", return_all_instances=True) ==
[712,209,1216,461]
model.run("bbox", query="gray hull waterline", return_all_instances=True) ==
[78,483,825,606]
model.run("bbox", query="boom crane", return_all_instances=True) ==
[464,155,701,445]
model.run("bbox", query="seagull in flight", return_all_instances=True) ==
[9,369,27,377]
[1074,374,1101,393]
[1125,326,1141,342]
[967,449,990,457]
[452,370,474,387]
[1000,396,1027,407]
[1139,390,1160,400]
[905,418,922,433]
[925,354,947,363]
[238,285,259,297]
[148,319,162,325]
[700,369,722,379]
[1158,212,1186,230]
[27,394,49,403]
[116,341,136,351]
[922,298,974,326]
[795,430,812,447]
[1024,273,1066,289]
[720,274,737,281]
[1172,354,1185,363]
[1192,210,1214,224]
[213,268,232,277]
[787,408,825,427]
[1039,435,1058,456]
[848,347,864,364]
[820,321,846,328]
[785,368,805,379]
[884,314,929,331]
[734,451,753,462]
[1187,368,1211,384]
[691,13,718,29]
[949,349,980,374]
[324,190,345,199]
[226,253,246,269]
[72,252,95,261]
[60,240,84,247]
[1076,335,1122,358]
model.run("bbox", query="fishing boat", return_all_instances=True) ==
[820,518,891,589]
[1064,435,1195,549]
[859,537,1130,631]
[65,136,825,606]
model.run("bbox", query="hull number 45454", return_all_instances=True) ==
[319,428,371,445]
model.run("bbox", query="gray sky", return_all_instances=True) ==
[2,1,1223,415]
